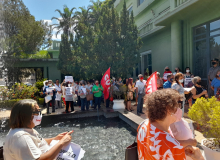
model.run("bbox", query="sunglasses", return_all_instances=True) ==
[33,110,42,115]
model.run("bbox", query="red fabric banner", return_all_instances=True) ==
[101,68,111,99]
[146,71,157,94]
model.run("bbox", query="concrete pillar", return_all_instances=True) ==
[171,20,182,71]
[169,0,175,10]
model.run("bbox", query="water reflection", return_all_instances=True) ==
[0,116,135,160]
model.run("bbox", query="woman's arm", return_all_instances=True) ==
[192,87,207,99]
[211,86,214,91]
[38,131,73,160]
[177,139,197,148]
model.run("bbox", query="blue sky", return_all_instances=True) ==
[23,0,95,40]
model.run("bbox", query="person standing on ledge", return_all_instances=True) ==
[208,58,220,97]
[92,80,103,110]
[135,74,146,116]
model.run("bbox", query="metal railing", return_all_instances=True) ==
[175,0,189,8]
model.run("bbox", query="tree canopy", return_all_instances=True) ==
[57,0,142,80]
[1,0,52,83]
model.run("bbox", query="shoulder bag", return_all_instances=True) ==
[125,119,148,160]
[86,93,94,101]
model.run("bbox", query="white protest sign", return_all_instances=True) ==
[82,88,87,95]
[45,95,52,103]
[184,78,192,86]
[49,140,85,160]
[65,76,73,83]
[184,88,193,92]
[46,87,55,93]
[56,93,62,101]
[55,84,61,92]
[66,87,73,96]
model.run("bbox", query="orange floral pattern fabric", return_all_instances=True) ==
[137,120,186,160]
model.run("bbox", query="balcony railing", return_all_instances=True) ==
[175,0,189,8]
[114,0,122,8]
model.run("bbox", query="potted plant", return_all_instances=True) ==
[111,85,126,110]
[188,97,220,160]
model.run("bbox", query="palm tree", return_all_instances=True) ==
[51,5,76,37]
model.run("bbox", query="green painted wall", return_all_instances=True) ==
[140,27,171,74]
[14,60,61,82]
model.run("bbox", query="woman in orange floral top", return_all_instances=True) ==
[137,89,204,160]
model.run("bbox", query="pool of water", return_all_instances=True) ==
[0,116,136,160]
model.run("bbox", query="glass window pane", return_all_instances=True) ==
[194,40,207,78]
[148,54,152,65]
[128,6,133,15]
[210,29,220,37]
[210,19,220,31]
[195,25,206,35]
[210,36,220,63]
[195,34,206,40]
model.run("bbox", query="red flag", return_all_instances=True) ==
[145,71,157,94]
[101,68,111,99]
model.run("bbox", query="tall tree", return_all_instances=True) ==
[51,5,76,37]
[2,0,52,83]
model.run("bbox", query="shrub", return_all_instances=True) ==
[0,99,22,108]
[188,97,220,146]
[10,83,38,99]
[38,98,44,105]
[35,78,47,92]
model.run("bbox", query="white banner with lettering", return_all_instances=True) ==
[49,140,85,160]
[65,76,73,83]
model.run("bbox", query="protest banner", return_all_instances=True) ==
[101,68,110,99]
[46,87,56,93]
[146,71,157,94]
[66,87,73,95]
[49,140,85,160]
[82,88,87,95]
[65,76,73,83]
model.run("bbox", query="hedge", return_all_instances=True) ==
[0,99,22,108]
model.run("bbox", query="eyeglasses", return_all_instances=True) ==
[33,110,42,115]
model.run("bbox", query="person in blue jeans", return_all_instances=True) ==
[92,80,103,110]
[79,81,90,111]
[211,70,220,96]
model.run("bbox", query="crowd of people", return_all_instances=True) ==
[4,59,220,160]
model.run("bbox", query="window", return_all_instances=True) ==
[128,6,133,15]
[141,50,152,76]
[193,18,220,79]
[138,0,145,6]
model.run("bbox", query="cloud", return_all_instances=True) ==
[43,19,62,41]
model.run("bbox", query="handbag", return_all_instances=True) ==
[86,93,94,101]
[125,119,148,160]
[0,146,3,160]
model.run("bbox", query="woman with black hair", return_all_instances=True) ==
[62,80,75,113]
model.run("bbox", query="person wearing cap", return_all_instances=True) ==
[156,72,163,89]
[163,66,172,82]
[208,58,220,97]
[135,74,146,116]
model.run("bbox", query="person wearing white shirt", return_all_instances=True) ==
[54,79,62,109]
[135,74,146,116]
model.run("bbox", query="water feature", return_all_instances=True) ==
[0,115,136,160]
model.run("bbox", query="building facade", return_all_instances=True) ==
[14,41,62,82]
[114,0,220,81]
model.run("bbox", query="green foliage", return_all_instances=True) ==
[2,0,52,85]
[0,99,22,108]
[56,0,142,79]
[51,5,76,37]
[38,98,44,105]
[188,97,220,144]
[35,78,47,91]
[10,83,39,100]
[19,50,51,59]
